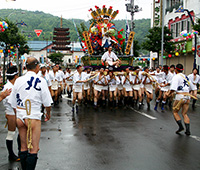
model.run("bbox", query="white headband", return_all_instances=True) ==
[6,71,18,76]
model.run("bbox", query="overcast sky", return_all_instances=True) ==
[1,0,152,21]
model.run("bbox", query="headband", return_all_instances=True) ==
[176,67,184,71]
[6,71,18,76]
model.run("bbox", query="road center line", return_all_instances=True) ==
[130,107,157,120]
[190,135,200,142]
[62,95,73,101]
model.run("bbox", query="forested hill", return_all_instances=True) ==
[0,9,150,45]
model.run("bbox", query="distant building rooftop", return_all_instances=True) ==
[27,41,83,52]
[27,41,52,51]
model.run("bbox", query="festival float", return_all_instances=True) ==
[80,5,135,70]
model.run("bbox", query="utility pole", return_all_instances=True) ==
[160,0,164,66]
[125,0,141,56]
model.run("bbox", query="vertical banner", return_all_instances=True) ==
[82,31,94,55]
[125,31,135,55]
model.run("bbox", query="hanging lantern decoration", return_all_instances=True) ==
[175,52,179,56]
[152,57,156,61]
[0,49,3,53]
[139,58,141,61]
[0,21,8,32]
[183,49,186,53]
[168,54,172,58]
[163,56,166,59]
[192,47,195,51]
[134,58,137,61]
[143,58,146,61]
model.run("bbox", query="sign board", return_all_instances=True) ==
[197,45,200,57]
[82,31,93,55]
[34,29,43,37]
[125,31,135,55]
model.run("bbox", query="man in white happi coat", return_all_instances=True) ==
[8,57,53,170]
[141,67,154,110]
[122,67,133,108]
[188,68,200,109]
[64,68,73,98]
[154,65,173,111]
[168,64,196,136]
[101,46,121,68]
[2,66,20,161]
[72,65,87,113]
[132,66,142,108]
[49,65,61,105]
[93,68,108,109]
[107,70,120,109]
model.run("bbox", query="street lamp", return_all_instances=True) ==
[175,6,197,69]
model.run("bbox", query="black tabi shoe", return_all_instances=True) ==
[175,127,184,134]
[185,131,191,136]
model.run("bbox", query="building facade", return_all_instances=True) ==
[151,0,200,74]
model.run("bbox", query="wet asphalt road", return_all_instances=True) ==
[0,96,200,170]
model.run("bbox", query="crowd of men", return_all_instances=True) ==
[0,55,199,169]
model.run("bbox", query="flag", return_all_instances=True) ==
[175,6,185,13]
[125,19,130,46]
[20,21,27,26]
[73,20,84,51]
[16,20,27,27]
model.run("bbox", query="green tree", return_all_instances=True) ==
[193,19,200,35]
[133,40,141,57]
[142,26,174,66]
[0,19,30,55]
[0,19,30,84]
[48,52,64,64]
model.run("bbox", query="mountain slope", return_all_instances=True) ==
[0,9,150,46]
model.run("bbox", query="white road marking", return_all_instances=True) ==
[190,135,200,142]
[130,107,157,120]
[62,95,73,101]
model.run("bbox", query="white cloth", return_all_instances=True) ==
[116,75,123,90]
[58,70,64,82]
[188,73,200,87]
[38,72,52,87]
[73,72,84,92]
[131,74,141,91]
[132,84,140,91]
[2,81,15,115]
[144,84,153,94]
[101,51,118,66]
[122,74,133,91]
[64,72,73,85]
[49,71,61,90]
[175,94,190,102]
[161,72,173,92]
[154,71,165,84]
[73,85,83,93]
[107,75,119,92]
[82,72,91,90]
[8,71,53,121]
[94,84,103,92]
[123,85,132,91]
[170,73,196,92]
[94,73,107,85]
